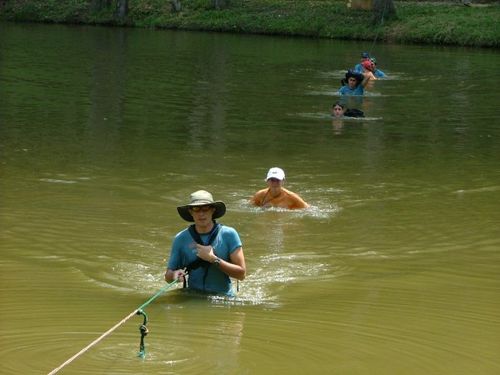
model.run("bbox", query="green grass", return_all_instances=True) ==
[1,0,499,47]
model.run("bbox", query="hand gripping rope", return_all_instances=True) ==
[47,280,178,375]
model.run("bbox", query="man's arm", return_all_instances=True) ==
[196,244,246,281]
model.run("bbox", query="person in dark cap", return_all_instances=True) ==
[353,52,371,73]
[338,69,370,96]
[354,53,387,78]
[165,190,246,296]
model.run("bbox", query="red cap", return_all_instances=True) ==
[362,60,374,71]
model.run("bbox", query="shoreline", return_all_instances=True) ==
[1,0,499,48]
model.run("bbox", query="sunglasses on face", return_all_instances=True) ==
[189,205,214,212]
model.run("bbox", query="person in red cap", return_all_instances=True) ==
[354,53,387,78]
[361,60,377,81]
[251,167,309,209]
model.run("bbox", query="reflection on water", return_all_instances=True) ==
[1,22,500,375]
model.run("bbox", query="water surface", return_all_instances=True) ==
[1,22,499,375]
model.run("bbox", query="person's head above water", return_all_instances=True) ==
[177,190,226,222]
[344,70,364,88]
[331,102,346,118]
[250,167,309,209]
[266,167,285,182]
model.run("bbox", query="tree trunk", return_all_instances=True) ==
[372,0,396,24]
[171,0,182,12]
[213,0,229,10]
[116,0,128,19]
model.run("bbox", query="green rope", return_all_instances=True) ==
[138,280,178,310]
[136,309,148,358]
[47,280,180,374]
[135,280,178,358]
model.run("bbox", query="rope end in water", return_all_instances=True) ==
[137,309,149,359]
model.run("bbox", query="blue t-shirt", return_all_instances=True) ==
[353,63,363,73]
[354,64,386,78]
[338,85,364,96]
[167,224,242,295]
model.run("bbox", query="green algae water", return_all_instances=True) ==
[1,22,499,375]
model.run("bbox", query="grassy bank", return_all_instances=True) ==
[1,0,499,47]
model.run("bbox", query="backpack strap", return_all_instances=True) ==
[188,222,221,247]
[183,222,221,289]
[344,108,365,118]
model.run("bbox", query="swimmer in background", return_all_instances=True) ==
[370,57,386,78]
[331,101,365,135]
[353,52,386,78]
[251,167,309,210]
[359,60,378,90]
[361,60,378,81]
[338,69,370,96]
[353,51,371,73]
[331,101,365,118]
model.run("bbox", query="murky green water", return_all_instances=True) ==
[1,22,499,375]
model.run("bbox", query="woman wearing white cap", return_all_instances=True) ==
[251,167,309,209]
[165,190,246,296]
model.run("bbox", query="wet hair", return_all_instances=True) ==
[332,101,346,109]
[344,69,364,86]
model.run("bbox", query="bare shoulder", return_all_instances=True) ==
[283,188,309,208]
[282,187,301,197]
[252,188,268,199]
[254,188,268,196]
[250,188,269,205]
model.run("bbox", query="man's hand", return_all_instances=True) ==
[195,244,217,263]
[165,268,186,283]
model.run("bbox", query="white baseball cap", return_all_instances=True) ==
[266,167,285,181]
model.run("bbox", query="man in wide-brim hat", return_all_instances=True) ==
[165,190,246,295]
[176,190,227,222]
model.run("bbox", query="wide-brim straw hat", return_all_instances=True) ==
[177,190,226,222]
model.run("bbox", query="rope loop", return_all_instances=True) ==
[139,324,149,336]
[136,309,149,358]
[47,280,179,374]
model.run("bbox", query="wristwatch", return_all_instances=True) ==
[213,257,221,266]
